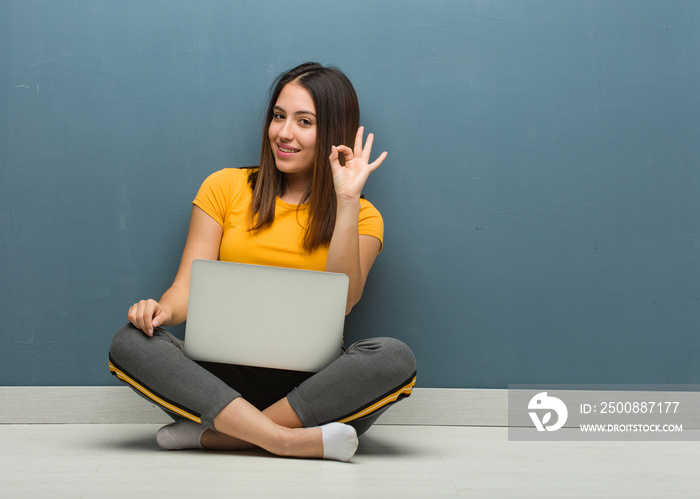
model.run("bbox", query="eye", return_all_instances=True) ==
[299,118,314,127]
[272,112,285,121]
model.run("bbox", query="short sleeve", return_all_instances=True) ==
[192,169,238,226]
[358,198,384,252]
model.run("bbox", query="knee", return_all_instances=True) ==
[109,323,145,365]
[382,337,417,380]
[352,337,417,382]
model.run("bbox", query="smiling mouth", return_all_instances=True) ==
[278,145,298,153]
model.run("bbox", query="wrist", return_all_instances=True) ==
[335,196,361,212]
[335,202,361,224]
[157,303,174,327]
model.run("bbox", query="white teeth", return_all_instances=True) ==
[279,146,297,153]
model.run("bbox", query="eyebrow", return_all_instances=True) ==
[273,105,316,117]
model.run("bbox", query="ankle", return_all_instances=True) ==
[274,428,300,457]
[201,428,255,451]
[199,428,217,449]
[275,427,322,458]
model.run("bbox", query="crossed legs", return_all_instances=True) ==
[197,396,300,451]
[109,324,415,461]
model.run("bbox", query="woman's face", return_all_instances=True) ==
[268,83,317,179]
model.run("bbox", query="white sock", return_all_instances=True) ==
[156,420,205,450]
[321,423,358,462]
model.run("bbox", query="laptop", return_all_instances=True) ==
[184,259,349,372]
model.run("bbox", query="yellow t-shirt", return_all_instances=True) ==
[192,168,384,271]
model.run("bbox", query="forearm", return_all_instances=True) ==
[325,127,386,313]
[325,200,364,313]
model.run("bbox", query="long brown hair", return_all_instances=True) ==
[248,62,360,252]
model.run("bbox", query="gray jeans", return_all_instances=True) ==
[109,324,416,436]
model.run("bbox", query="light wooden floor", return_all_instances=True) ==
[1,424,698,498]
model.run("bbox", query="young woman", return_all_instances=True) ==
[108,62,416,462]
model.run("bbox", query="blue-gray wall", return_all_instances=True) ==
[1,1,698,387]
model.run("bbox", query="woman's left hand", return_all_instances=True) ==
[329,126,387,203]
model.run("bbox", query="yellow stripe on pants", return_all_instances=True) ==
[337,375,416,424]
[109,360,202,424]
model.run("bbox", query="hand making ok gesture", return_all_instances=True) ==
[329,126,387,203]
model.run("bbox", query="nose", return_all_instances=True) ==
[277,119,294,141]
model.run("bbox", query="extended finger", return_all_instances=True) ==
[362,132,375,162]
[353,126,365,158]
[369,150,388,171]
